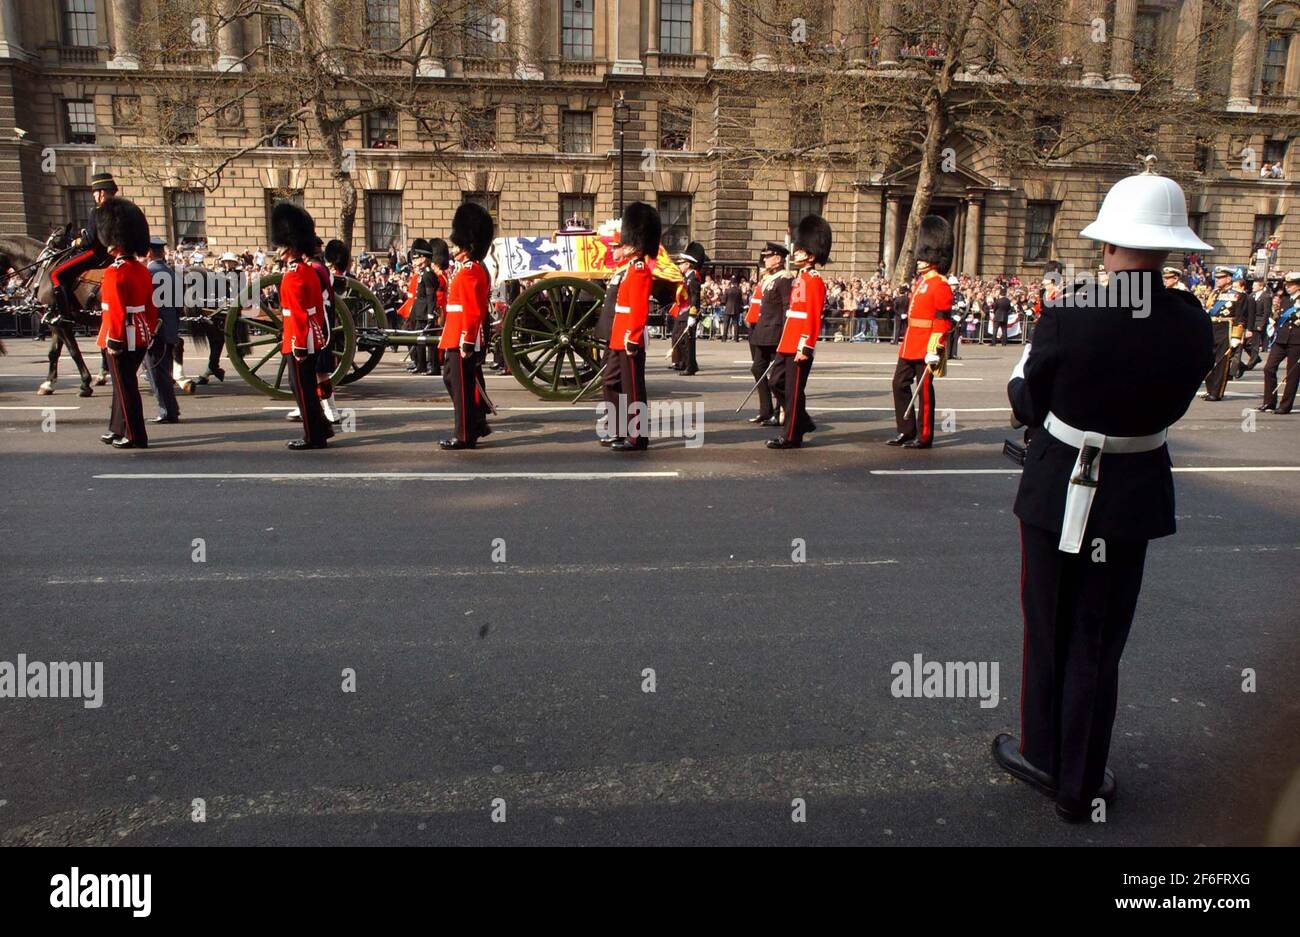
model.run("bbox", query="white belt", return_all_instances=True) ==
[1043,411,1167,554]
[615,305,631,313]
[786,310,808,319]
[126,304,145,314]
[446,304,463,312]
[1043,412,1166,454]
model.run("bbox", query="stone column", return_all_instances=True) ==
[1227,0,1260,109]
[996,0,1021,69]
[750,3,774,69]
[878,0,900,66]
[612,0,644,74]
[715,0,740,66]
[416,0,446,76]
[1080,0,1106,84]
[0,0,32,61]
[647,0,659,53]
[1173,0,1202,91]
[107,0,141,69]
[1109,0,1137,87]
[215,0,244,72]
[963,196,984,274]
[883,192,901,276]
[513,0,542,78]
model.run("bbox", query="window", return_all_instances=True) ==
[659,106,690,151]
[561,110,592,153]
[63,99,96,144]
[366,109,399,148]
[1024,201,1057,261]
[657,194,692,256]
[1253,215,1283,252]
[1263,138,1289,166]
[1194,139,1214,173]
[367,192,403,251]
[366,0,401,51]
[561,0,594,61]
[170,190,207,245]
[1032,116,1061,158]
[161,100,198,145]
[788,193,824,232]
[1261,35,1290,96]
[1132,10,1160,76]
[463,192,500,232]
[464,2,498,58]
[559,194,595,230]
[265,14,299,49]
[262,102,300,147]
[660,0,693,56]
[66,188,95,231]
[1187,212,1206,240]
[460,108,497,150]
[62,0,96,47]
[265,190,304,243]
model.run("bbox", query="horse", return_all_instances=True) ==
[0,226,104,396]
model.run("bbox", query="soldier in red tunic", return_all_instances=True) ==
[888,216,955,450]
[439,203,494,450]
[95,197,158,450]
[767,215,831,450]
[271,201,332,450]
[607,202,661,452]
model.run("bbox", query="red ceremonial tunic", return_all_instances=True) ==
[745,278,764,327]
[279,260,328,355]
[899,268,953,361]
[776,269,825,354]
[440,260,490,351]
[398,270,420,321]
[97,257,158,352]
[610,259,654,351]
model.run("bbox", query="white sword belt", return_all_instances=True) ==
[1043,412,1167,455]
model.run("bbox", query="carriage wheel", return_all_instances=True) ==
[222,271,357,400]
[502,276,607,402]
[333,279,387,385]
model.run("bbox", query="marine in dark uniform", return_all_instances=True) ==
[674,242,706,375]
[746,242,792,426]
[992,163,1215,822]
[143,236,180,423]
[1259,272,1300,414]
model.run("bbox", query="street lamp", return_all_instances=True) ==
[613,92,630,213]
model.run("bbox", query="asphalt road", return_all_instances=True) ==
[1,332,1297,846]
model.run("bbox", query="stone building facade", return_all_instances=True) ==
[0,0,1295,278]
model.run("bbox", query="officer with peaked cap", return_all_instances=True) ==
[674,241,708,375]
[143,235,181,424]
[993,159,1214,822]
[1161,265,1187,291]
[746,242,793,426]
[1259,271,1300,414]
[1202,265,1247,400]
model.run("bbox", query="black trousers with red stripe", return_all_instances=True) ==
[771,352,814,444]
[288,351,330,445]
[1018,521,1148,813]
[892,357,935,443]
[105,347,148,446]
[616,345,648,448]
[442,349,485,445]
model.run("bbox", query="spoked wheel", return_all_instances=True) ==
[222,272,357,400]
[502,276,607,401]
[332,279,387,385]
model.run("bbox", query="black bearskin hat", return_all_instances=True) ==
[620,201,661,258]
[450,202,495,262]
[271,200,318,254]
[95,196,150,256]
[428,237,450,269]
[323,238,350,272]
[793,214,832,266]
[915,215,953,274]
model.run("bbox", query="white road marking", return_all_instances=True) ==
[727,359,965,367]
[871,466,1300,476]
[261,405,592,413]
[0,406,80,410]
[808,406,1010,413]
[726,375,984,382]
[92,471,681,481]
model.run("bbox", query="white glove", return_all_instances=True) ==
[687,316,697,328]
[1230,337,1242,348]
[925,352,941,366]
[1010,342,1032,381]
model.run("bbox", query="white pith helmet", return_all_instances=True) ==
[220,251,239,263]
[1079,156,1213,253]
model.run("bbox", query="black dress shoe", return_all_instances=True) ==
[609,438,648,452]
[902,439,932,449]
[100,433,118,445]
[766,438,800,449]
[111,437,145,449]
[760,416,781,427]
[1201,394,1222,401]
[439,438,474,450]
[1278,408,1293,415]
[598,436,623,447]
[1257,404,1275,412]
[287,439,327,450]
[477,425,492,438]
[993,734,1116,804]
[151,416,179,424]
[78,383,94,398]
[747,415,764,424]
[886,433,913,446]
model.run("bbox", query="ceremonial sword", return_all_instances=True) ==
[734,358,779,414]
